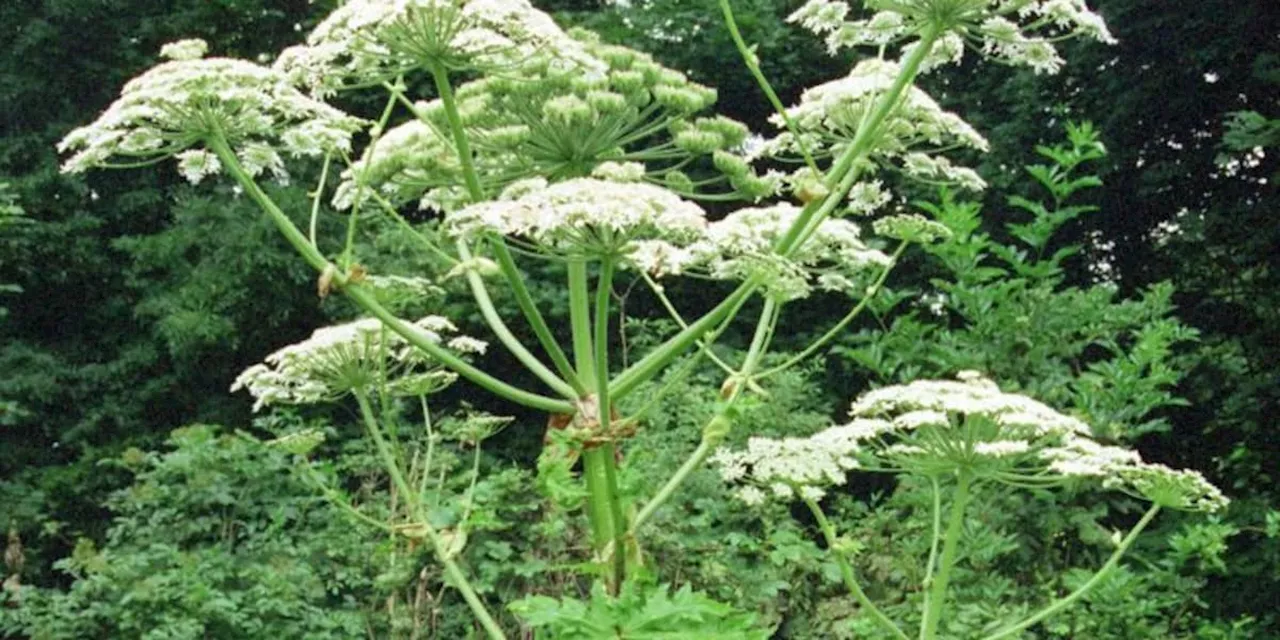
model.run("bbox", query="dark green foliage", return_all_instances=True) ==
[561,0,845,130]
[510,581,767,639]
[805,125,1256,637]
[0,425,372,639]
[0,0,338,582]
[839,125,1198,443]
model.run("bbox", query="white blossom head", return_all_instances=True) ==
[159,38,210,62]
[230,316,485,411]
[1105,463,1229,513]
[711,420,877,503]
[788,0,1116,73]
[332,105,468,211]
[685,203,891,301]
[763,58,988,191]
[444,177,709,265]
[274,0,602,96]
[716,373,1227,512]
[57,55,364,184]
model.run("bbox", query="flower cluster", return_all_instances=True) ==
[444,171,709,263]
[763,58,988,192]
[715,372,1227,512]
[336,32,771,211]
[274,0,601,96]
[872,213,953,243]
[332,103,470,211]
[686,203,892,301]
[710,419,880,504]
[788,0,1116,74]
[231,316,486,411]
[57,40,364,184]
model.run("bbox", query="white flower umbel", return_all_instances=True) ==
[230,316,485,411]
[718,373,1227,512]
[686,203,891,301]
[850,373,1092,438]
[1106,463,1229,513]
[274,0,602,96]
[58,41,364,183]
[332,106,468,211]
[445,177,709,267]
[763,58,988,192]
[710,419,879,502]
[788,0,1116,74]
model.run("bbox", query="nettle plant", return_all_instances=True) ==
[58,0,1225,636]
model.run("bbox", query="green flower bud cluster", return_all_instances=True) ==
[343,31,775,211]
[872,213,952,244]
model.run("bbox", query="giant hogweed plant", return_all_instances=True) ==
[56,0,1224,636]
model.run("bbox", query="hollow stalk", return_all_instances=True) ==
[920,470,974,639]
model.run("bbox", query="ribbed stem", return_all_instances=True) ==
[568,260,596,382]
[920,470,973,639]
[490,239,586,394]
[455,240,577,399]
[427,62,579,400]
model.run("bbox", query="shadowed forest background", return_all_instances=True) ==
[1,0,1277,637]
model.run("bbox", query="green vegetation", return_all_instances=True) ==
[1,0,1276,638]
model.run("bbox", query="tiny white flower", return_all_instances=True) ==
[159,38,209,61]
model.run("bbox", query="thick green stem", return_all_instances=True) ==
[805,497,909,640]
[568,260,596,382]
[354,391,506,640]
[428,62,484,199]
[920,470,974,639]
[208,138,573,415]
[425,64,582,396]
[639,271,736,376]
[631,424,717,533]
[582,445,625,590]
[594,258,616,428]
[776,24,944,257]
[981,505,1163,640]
[426,63,580,400]
[626,295,778,534]
[490,239,586,394]
[610,29,941,401]
[741,298,778,374]
[592,257,627,590]
[630,297,772,535]
[456,240,577,399]
[918,476,944,639]
[610,280,756,399]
